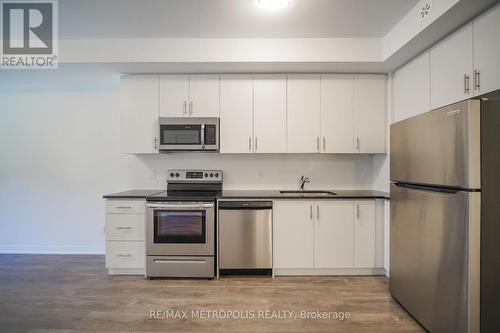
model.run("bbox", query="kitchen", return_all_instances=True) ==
[1,0,499,332]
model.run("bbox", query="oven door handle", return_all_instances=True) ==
[147,203,214,209]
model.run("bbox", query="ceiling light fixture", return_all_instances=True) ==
[256,0,292,11]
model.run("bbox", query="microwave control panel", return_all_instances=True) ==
[204,125,217,145]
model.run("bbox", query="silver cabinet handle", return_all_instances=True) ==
[356,205,360,219]
[189,101,193,115]
[115,206,132,209]
[464,74,470,94]
[316,137,320,152]
[310,205,313,220]
[474,70,480,91]
[255,137,258,152]
[356,137,360,151]
[117,254,132,258]
[248,137,252,152]
[183,101,187,115]
[116,227,132,230]
[154,137,158,150]
[316,205,320,220]
[322,137,326,151]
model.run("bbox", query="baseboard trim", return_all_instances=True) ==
[274,267,386,276]
[109,268,144,276]
[0,246,105,255]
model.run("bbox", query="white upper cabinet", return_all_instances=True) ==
[159,74,219,118]
[274,201,314,269]
[219,75,253,153]
[314,201,354,269]
[189,74,220,117]
[159,75,189,117]
[253,74,287,153]
[354,201,376,268]
[287,74,321,153]
[393,51,431,123]
[473,4,500,96]
[120,76,159,154]
[353,75,386,153]
[430,24,473,109]
[320,74,354,153]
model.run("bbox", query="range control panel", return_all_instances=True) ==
[167,169,223,183]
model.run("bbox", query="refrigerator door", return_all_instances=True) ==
[390,100,481,189]
[390,183,480,333]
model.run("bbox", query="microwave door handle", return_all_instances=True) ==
[201,124,205,149]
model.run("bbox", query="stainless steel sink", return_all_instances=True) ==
[279,190,337,196]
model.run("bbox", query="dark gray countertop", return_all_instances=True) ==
[103,190,165,199]
[219,189,389,200]
[103,189,389,200]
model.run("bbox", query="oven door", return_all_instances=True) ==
[146,202,214,256]
[159,124,203,151]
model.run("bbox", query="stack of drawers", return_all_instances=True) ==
[105,199,146,275]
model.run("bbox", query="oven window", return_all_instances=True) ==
[154,210,206,243]
[160,125,201,145]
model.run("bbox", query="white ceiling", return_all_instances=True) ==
[59,0,418,39]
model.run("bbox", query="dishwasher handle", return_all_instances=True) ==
[218,201,273,210]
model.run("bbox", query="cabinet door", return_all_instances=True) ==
[159,75,189,117]
[287,74,321,153]
[320,74,354,153]
[274,200,314,269]
[189,74,220,117]
[430,24,473,109]
[254,74,287,153]
[393,51,431,123]
[473,4,500,96]
[353,75,386,153]
[120,76,159,154]
[220,75,253,153]
[314,201,354,269]
[353,201,376,268]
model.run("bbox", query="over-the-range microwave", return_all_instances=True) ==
[159,117,219,152]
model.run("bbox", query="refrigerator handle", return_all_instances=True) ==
[393,182,462,194]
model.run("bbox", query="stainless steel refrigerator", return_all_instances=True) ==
[390,99,500,333]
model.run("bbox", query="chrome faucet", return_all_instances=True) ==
[299,175,310,191]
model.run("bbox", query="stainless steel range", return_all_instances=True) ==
[145,169,222,278]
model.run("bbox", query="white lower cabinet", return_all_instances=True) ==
[274,199,382,275]
[353,201,376,268]
[313,201,354,268]
[105,199,146,275]
[273,201,314,269]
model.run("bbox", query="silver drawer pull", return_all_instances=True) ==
[117,254,132,258]
[115,206,132,209]
[116,227,132,230]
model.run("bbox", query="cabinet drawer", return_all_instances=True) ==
[106,200,145,214]
[105,241,145,269]
[106,214,145,241]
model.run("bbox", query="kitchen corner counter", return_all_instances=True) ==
[103,190,165,199]
[218,190,389,200]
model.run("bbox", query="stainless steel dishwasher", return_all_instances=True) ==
[218,201,272,275]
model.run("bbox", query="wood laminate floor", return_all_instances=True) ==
[0,255,424,333]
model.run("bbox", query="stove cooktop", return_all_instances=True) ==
[146,190,221,202]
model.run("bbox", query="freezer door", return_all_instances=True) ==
[390,100,480,189]
[390,183,480,333]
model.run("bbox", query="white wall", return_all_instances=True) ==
[0,65,374,254]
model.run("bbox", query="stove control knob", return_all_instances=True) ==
[169,173,174,177]
[215,173,219,178]
[204,173,208,177]
[175,173,180,177]
[209,173,214,177]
